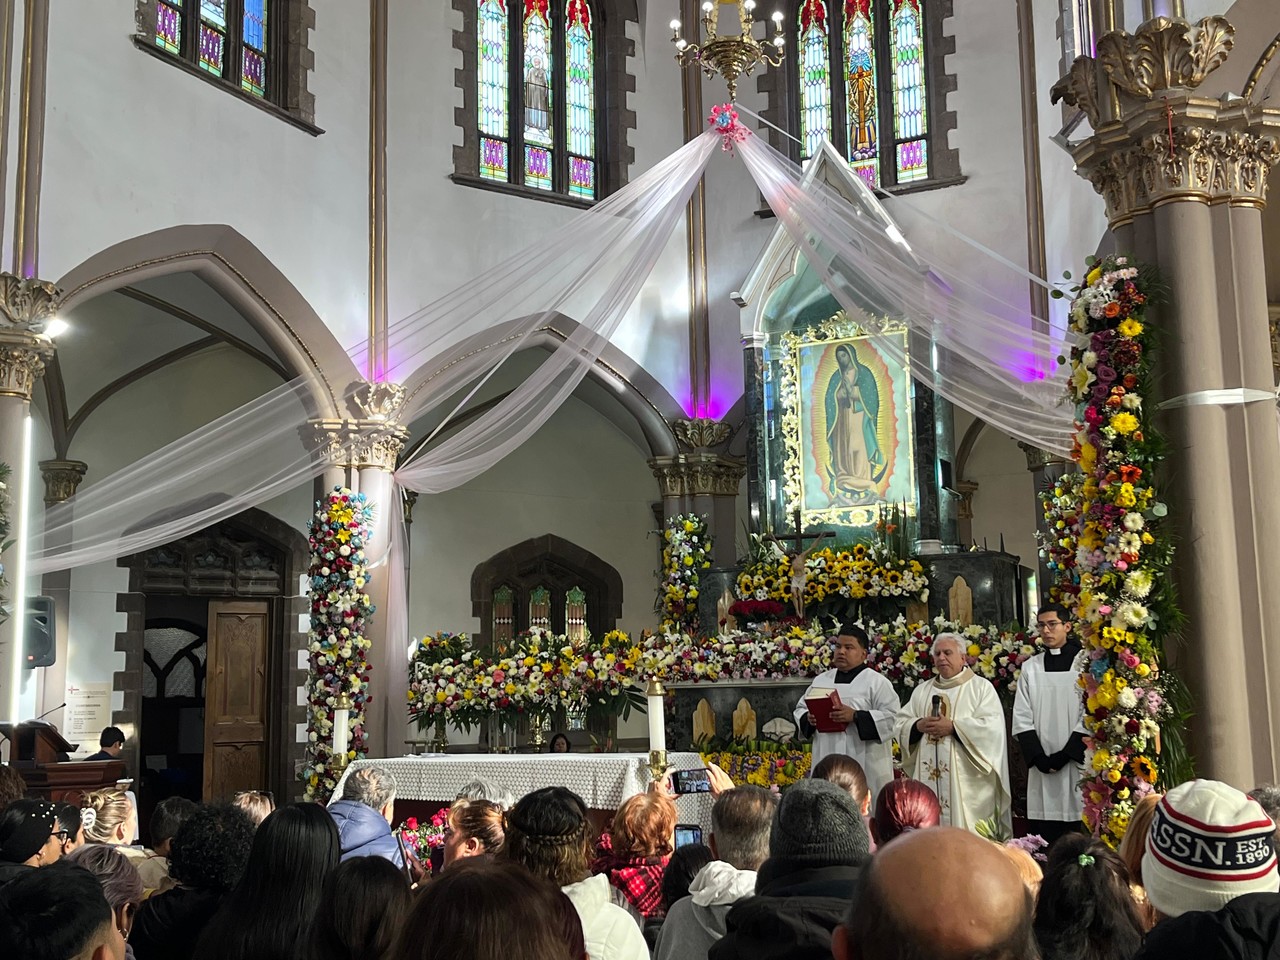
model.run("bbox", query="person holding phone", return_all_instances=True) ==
[794,623,901,800]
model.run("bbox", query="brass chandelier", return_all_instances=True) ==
[670,1,785,100]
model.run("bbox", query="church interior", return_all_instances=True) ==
[0,0,1279,853]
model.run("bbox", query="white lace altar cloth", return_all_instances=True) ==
[329,752,714,829]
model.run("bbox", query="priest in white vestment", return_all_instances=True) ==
[894,633,1011,835]
[794,625,900,800]
[1012,602,1087,844]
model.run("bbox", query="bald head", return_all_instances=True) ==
[834,828,1036,960]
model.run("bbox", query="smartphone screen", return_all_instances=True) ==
[672,768,712,795]
[675,824,704,848]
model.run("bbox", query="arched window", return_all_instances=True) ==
[473,0,603,199]
[790,0,933,188]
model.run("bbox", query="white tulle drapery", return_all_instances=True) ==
[30,123,1083,595]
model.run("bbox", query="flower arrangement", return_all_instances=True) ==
[659,514,712,633]
[734,541,928,608]
[1045,254,1180,846]
[701,740,811,789]
[301,487,375,801]
[398,809,449,859]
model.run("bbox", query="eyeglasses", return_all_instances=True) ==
[51,830,70,843]
[1037,620,1066,629]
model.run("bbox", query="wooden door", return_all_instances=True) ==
[203,601,271,802]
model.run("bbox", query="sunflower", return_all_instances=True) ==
[1130,755,1157,784]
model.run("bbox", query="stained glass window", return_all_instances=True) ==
[889,0,928,182]
[493,585,515,647]
[156,1,183,55]
[565,586,587,642]
[791,0,931,186]
[474,0,600,198]
[241,0,267,97]
[529,586,552,629]
[151,1,281,110]
[797,0,831,161]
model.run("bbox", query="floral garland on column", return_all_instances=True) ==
[1043,254,1181,846]
[658,514,711,633]
[302,487,375,801]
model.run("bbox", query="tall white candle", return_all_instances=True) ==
[646,682,666,754]
[333,705,350,759]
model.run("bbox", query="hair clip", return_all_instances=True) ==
[80,807,97,830]
[1078,853,1095,867]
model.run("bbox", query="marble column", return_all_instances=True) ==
[1052,14,1280,782]
[1018,443,1070,597]
[306,403,408,761]
[35,459,86,726]
[0,274,56,724]
[741,334,766,536]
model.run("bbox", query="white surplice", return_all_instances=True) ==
[794,666,900,800]
[1011,649,1087,821]
[894,668,1011,835]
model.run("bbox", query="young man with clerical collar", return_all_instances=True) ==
[1011,601,1087,845]
[793,623,900,802]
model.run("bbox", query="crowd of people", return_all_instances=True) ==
[4,749,1280,960]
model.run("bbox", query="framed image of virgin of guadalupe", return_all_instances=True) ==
[778,314,916,529]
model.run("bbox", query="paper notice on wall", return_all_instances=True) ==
[64,682,113,753]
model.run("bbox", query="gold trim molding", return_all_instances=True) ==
[649,453,745,498]
[305,418,408,471]
[38,458,87,505]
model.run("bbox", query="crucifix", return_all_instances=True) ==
[766,509,835,619]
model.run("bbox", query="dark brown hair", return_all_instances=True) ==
[502,787,592,887]
[393,859,581,960]
[611,791,677,860]
[449,798,505,855]
[311,855,411,960]
[812,754,870,806]
[1033,834,1144,960]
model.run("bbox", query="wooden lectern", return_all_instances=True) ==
[2,722,125,804]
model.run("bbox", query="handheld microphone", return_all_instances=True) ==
[930,695,942,718]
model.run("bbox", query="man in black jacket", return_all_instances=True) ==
[710,777,869,960]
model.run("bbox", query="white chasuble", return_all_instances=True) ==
[894,669,1011,835]
[1012,650,1087,821]
[795,666,901,800]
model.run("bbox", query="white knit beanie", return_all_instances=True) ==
[1144,779,1279,919]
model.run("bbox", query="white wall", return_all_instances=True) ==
[956,411,1039,574]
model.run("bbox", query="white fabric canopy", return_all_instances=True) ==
[31,121,1081,591]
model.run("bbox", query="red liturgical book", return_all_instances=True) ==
[805,688,846,733]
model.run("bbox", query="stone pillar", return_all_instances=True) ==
[1018,443,1070,598]
[1052,14,1280,782]
[651,418,745,569]
[36,459,87,726]
[306,384,408,761]
[742,334,766,536]
[0,274,57,723]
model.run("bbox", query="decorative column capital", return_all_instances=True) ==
[0,332,53,400]
[1052,16,1280,223]
[305,419,409,471]
[672,417,732,450]
[953,479,979,521]
[0,273,59,334]
[38,459,88,505]
[1018,442,1070,472]
[649,453,746,498]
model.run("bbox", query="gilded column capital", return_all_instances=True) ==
[304,419,409,471]
[38,459,88,505]
[672,417,732,450]
[649,453,746,498]
[0,273,59,334]
[954,480,979,522]
[0,332,53,400]
[1018,442,1070,472]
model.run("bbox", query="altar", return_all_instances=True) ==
[329,752,716,832]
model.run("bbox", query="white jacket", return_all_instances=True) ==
[652,862,758,960]
[562,873,649,960]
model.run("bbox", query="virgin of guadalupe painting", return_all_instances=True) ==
[783,321,915,528]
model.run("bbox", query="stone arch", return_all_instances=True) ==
[54,224,358,419]
[400,315,684,459]
[470,534,624,648]
[114,506,311,803]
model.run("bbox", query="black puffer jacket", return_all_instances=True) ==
[1134,893,1280,960]
[131,886,223,960]
[709,859,864,960]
